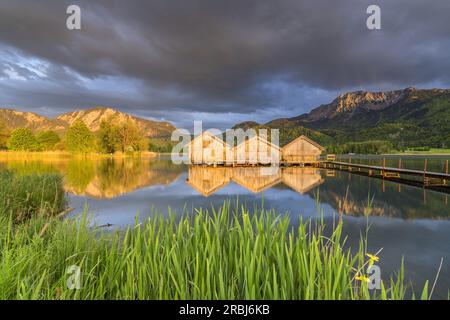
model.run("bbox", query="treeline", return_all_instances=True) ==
[147,137,176,153]
[0,120,162,154]
[6,128,62,151]
[326,140,393,155]
[96,120,148,153]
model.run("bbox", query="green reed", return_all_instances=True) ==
[0,199,428,300]
[0,170,66,223]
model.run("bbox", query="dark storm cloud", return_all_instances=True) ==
[0,0,450,127]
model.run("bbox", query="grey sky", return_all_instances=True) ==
[0,0,449,129]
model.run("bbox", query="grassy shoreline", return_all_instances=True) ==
[1,204,421,300]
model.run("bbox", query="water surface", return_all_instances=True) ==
[1,155,449,298]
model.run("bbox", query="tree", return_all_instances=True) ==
[97,120,121,153]
[118,120,142,152]
[65,120,95,153]
[96,120,146,154]
[0,121,9,150]
[7,128,40,151]
[135,137,149,152]
[36,130,61,150]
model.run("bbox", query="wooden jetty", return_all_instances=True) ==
[322,158,450,192]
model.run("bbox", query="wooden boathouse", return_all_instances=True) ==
[188,131,230,165]
[281,135,324,165]
[233,135,281,165]
[188,131,324,166]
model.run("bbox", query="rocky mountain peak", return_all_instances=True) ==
[294,88,425,123]
[56,107,132,131]
[57,107,176,137]
[333,89,408,114]
[0,107,176,138]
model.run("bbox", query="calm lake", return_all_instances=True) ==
[1,154,449,298]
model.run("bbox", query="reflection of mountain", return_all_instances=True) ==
[65,159,183,198]
[0,158,183,199]
[186,166,324,196]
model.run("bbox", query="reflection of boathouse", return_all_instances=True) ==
[186,166,232,196]
[231,167,282,193]
[186,166,325,196]
[282,167,324,194]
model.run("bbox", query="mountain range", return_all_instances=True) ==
[0,107,175,138]
[2,87,450,148]
[235,87,450,148]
